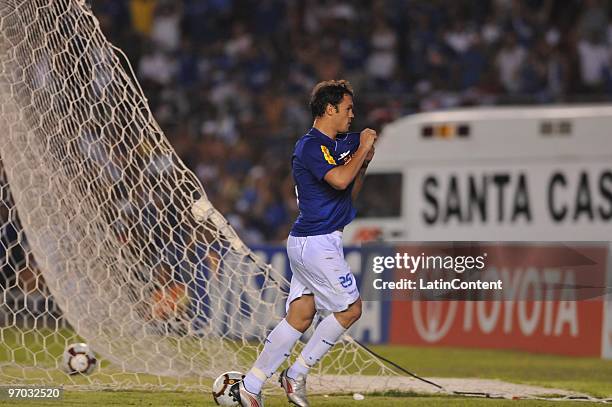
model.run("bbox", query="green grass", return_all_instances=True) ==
[0,390,600,406]
[368,345,612,398]
[1,327,611,405]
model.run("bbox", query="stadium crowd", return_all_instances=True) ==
[91,0,612,244]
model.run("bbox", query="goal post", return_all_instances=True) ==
[0,0,398,393]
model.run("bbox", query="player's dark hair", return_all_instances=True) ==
[309,80,354,118]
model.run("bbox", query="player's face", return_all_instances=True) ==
[334,94,354,133]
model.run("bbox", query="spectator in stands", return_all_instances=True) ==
[496,32,527,93]
[577,30,610,91]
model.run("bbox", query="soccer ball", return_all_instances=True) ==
[212,371,244,406]
[62,343,97,375]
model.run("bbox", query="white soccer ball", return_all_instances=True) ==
[211,371,244,406]
[62,343,97,375]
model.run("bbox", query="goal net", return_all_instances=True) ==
[0,0,398,393]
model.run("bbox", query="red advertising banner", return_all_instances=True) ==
[388,245,607,357]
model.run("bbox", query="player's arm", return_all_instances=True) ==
[324,129,377,190]
[351,146,374,201]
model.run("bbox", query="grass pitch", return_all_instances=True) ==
[0,344,610,405]
[0,390,602,406]
[371,345,612,398]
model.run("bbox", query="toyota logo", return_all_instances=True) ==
[412,301,458,342]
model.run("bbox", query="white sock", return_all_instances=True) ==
[243,319,302,394]
[287,314,346,379]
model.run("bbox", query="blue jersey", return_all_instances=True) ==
[290,128,360,237]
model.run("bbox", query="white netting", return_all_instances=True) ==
[0,0,398,392]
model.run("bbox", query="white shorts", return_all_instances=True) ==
[286,231,359,313]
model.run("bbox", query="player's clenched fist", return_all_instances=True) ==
[360,128,377,149]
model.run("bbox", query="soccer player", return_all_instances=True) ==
[235,80,376,407]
